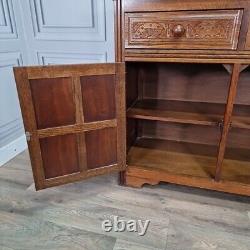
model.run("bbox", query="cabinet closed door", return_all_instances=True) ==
[14,63,126,190]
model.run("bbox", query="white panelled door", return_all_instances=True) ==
[0,0,115,165]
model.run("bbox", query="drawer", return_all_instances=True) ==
[125,10,243,50]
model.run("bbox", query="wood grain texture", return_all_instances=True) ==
[30,77,76,129]
[37,119,117,138]
[13,67,46,190]
[85,128,117,170]
[81,74,116,122]
[24,64,117,79]
[73,76,87,171]
[115,64,127,185]
[40,134,80,179]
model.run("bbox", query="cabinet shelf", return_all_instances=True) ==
[127,137,250,185]
[127,137,217,179]
[127,99,224,127]
[127,99,250,130]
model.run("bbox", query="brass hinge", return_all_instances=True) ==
[25,131,31,142]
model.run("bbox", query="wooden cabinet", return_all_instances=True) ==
[14,0,250,196]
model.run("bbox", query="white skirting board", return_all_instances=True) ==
[0,134,27,166]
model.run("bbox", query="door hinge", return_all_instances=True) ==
[25,131,31,141]
[218,119,224,132]
[218,119,232,132]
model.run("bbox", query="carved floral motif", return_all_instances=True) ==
[131,19,234,41]
[186,20,232,39]
[132,22,168,39]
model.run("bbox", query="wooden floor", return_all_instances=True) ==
[0,151,250,250]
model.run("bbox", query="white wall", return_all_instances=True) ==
[0,0,115,166]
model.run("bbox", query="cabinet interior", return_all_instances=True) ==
[126,62,250,184]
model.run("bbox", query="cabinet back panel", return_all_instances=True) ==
[226,128,250,150]
[127,118,138,151]
[235,66,250,105]
[126,63,139,108]
[141,120,221,146]
[140,63,231,104]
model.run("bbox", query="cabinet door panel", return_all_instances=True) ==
[85,127,117,169]
[14,63,126,190]
[30,77,76,129]
[81,75,116,122]
[40,134,80,179]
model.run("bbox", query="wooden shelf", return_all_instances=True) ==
[127,99,250,130]
[127,99,225,126]
[127,137,218,179]
[127,137,250,185]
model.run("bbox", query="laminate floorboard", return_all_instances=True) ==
[0,151,249,250]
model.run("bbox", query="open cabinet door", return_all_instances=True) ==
[14,63,126,190]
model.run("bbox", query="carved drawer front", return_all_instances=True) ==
[125,10,243,50]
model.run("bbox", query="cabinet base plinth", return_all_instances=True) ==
[122,165,250,196]
[125,175,160,188]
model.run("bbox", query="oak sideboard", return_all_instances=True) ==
[14,0,250,196]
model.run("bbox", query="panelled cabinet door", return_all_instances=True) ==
[14,63,126,190]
